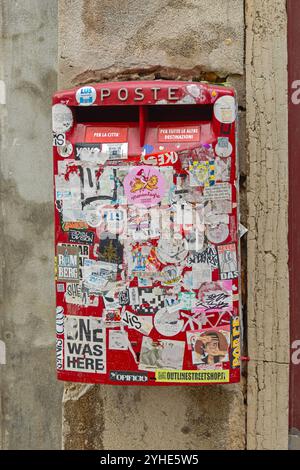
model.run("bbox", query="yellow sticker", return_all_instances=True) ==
[155,369,229,383]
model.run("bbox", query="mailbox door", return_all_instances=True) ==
[53,81,240,386]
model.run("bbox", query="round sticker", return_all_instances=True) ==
[83,204,102,228]
[56,306,64,335]
[124,166,165,208]
[154,307,184,337]
[215,139,232,158]
[206,223,229,244]
[76,86,97,106]
[52,104,73,133]
[156,238,187,265]
[213,95,236,124]
[57,141,73,158]
[160,265,182,286]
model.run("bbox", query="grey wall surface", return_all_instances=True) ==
[0,0,62,450]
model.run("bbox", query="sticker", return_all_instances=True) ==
[64,316,106,373]
[138,337,185,372]
[121,310,153,336]
[82,259,117,293]
[213,95,236,124]
[160,265,182,286]
[195,280,233,312]
[57,244,79,282]
[204,183,232,201]
[215,137,232,158]
[230,316,240,368]
[56,338,63,370]
[189,161,215,187]
[119,288,130,306]
[192,263,212,285]
[57,141,73,158]
[103,309,121,325]
[178,291,196,310]
[154,307,184,337]
[56,306,64,335]
[156,238,187,265]
[97,236,123,265]
[186,244,219,268]
[186,327,230,366]
[124,166,165,208]
[76,86,96,106]
[158,126,200,142]
[85,126,128,143]
[206,223,229,244]
[136,286,165,315]
[52,104,73,133]
[53,132,66,147]
[155,369,229,383]
[141,151,179,166]
[217,243,238,279]
[109,371,148,383]
[109,330,128,350]
[68,229,95,245]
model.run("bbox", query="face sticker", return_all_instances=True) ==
[215,137,232,158]
[52,104,73,133]
[206,223,229,244]
[154,307,184,337]
[124,166,165,208]
[156,238,187,265]
[57,141,73,158]
[213,95,236,124]
[76,86,97,106]
[186,328,230,366]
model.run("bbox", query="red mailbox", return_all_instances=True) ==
[53,81,240,385]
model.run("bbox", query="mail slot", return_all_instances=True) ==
[53,80,240,385]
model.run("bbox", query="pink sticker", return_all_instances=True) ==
[124,166,165,208]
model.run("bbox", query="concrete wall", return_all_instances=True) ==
[59,0,246,450]
[245,0,289,449]
[0,1,62,449]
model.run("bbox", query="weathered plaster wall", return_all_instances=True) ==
[245,0,289,450]
[0,1,62,449]
[59,0,246,450]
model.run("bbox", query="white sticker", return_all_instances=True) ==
[213,95,236,124]
[121,310,152,336]
[206,223,229,244]
[109,330,128,350]
[215,138,233,158]
[56,306,64,335]
[57,141,73,158]
[76,86,97,106]
[52,104,73,133]
[64,316,106,374]
[53,132,66,147]
[154,307,184,337]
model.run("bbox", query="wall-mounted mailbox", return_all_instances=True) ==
[53,80,240,385]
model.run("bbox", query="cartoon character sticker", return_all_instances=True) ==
[124,166,165,208]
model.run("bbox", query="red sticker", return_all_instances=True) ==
[158,126,200,142]
[85,127,128,143]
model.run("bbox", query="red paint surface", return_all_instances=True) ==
[288,1,300,431]
[53,81,240,386]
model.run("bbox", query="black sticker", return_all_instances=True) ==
[109,370,148,383]
[68,229,95,245]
